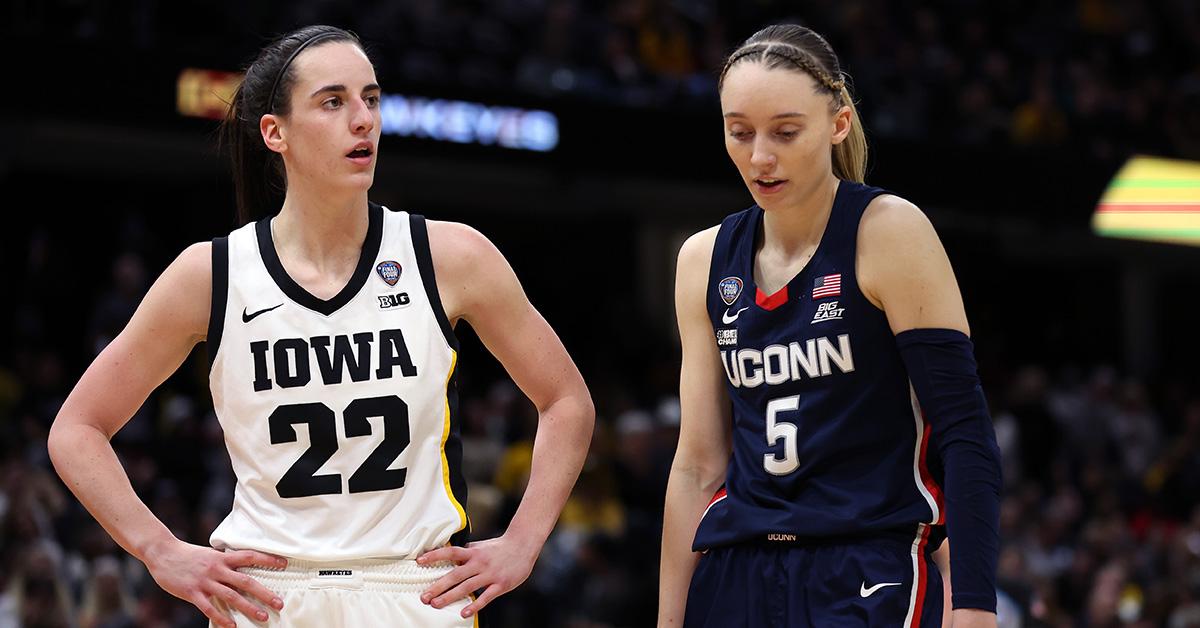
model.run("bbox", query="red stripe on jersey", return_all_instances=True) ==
[917,417,945,524]
[755,285,789,311]
[699,486,728,524]
[907,525,932,628]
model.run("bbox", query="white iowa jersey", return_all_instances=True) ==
[206,203,468,560]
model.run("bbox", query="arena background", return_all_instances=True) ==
[3,1,1200,626]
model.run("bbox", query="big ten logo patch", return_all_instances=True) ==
[811,300,844,324]
[378,293,411,310]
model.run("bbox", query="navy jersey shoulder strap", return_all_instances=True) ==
[707,206,759,319]
[828,180,890,249]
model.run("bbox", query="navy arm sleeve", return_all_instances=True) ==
[896,328,1001,613]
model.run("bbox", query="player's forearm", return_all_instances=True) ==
[503,393,594,547]
[48,421,176,563]
[658,465,722,626]
[896,329,1001,611]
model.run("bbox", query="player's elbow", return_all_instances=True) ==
[46,420,66,469]
[567,390,596,442]
[669,445,727,494]
[48,404,111,474]
[47,416,86,479]
[541,384,595,445]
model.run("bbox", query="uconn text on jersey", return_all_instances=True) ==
[720,333,855,388]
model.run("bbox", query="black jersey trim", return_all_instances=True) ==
[207,236,229,373]
[410,213,468,544]
[446,360,470,547]
[408,214,460,351]
[254,202,383,317]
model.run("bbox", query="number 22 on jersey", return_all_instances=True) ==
[270,395,410,498]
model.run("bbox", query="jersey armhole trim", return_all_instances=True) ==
[706,210,748,328]
[409,214,460,352]
[207,236,230,372]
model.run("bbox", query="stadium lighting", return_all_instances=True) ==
[379,94,559,152]
[177,68,560,153]
[1092,155,1200,246]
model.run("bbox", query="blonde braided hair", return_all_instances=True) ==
[719,42,845,95]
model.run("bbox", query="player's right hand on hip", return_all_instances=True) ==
[143,538,287,628]
[417,534,539,618]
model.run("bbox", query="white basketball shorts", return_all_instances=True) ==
[211,557,477,627]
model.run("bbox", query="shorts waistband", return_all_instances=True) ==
[744,526,937,549]
[238,557,455,593]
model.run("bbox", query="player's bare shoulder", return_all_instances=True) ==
[175,240,214,280]
[154,241,214,343]
[857,192,966,331]
[856,195,946,305]
[423,219,511,322]
[676,225,721,290]
[858,194,941,260]
[424,220,494,269]
[678,225,721,268]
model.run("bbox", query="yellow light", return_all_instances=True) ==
[176,68,242,120]
[1092,155,1200,246]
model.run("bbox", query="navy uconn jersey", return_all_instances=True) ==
[695,181,946,552]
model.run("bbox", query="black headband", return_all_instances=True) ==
[266,32,343,114]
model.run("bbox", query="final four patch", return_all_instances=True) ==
[376,261,401,286]
[718,276,744,306]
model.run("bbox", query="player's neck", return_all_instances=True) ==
[760,174,839,257]
[273,186,371,270]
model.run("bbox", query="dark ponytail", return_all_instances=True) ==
[219,25,363,224]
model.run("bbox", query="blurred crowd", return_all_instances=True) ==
[990,367,1200,627]
[4,1,1200,626]
[9,0,1200,159]
[1,243,1199,627]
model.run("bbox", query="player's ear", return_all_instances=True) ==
[831,105,852,146]
[261,113,287,154]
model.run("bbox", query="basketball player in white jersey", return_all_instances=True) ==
[47,25,595,627]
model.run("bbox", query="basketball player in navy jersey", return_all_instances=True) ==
[48,25,594,627]
[659,25,1002,627]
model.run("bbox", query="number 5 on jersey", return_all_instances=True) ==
[765,395,800,475]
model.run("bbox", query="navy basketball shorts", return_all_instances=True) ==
[684,535,943,628]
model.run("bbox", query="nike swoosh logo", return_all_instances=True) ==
[722,307,749,324]
[860,582,902,598]
[242,303,284,323]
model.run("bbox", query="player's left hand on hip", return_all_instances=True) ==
[416,535,537,618]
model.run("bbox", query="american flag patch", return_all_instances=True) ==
[812,273,841,298]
